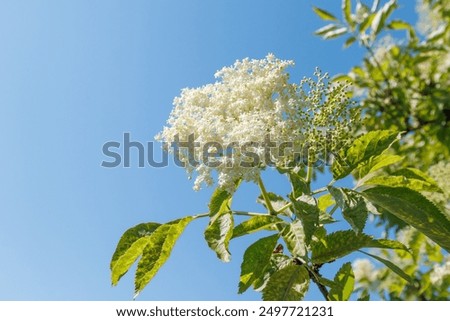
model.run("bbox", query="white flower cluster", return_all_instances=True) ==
[430,256,450,286]
[156,54,357,191]
[352,259,378,283]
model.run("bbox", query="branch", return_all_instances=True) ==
[257,175,276,214]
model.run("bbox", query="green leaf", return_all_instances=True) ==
[314,24,339,36]
[317,193,335,212]
[332,130,401,180]
[387,19,411,30]
[344,36,357,48]
[323,27,348,39]
[208,187,231,216]
[356,154,404,179]
[359,250,413,283]
[262,265,310,301]
[204,212,234,262]
[313,7,338,21]
[253,253,292,291]
[329,262,355,301]
[110,222,161,286]
[232,215,284,239]
[342,0,354,29]
[311,230,373,264]
[359,12,375,33]
[393,168,442,192]
[362,186,450,252]
[318,276,336,288]
[362,175,441,193]
[280,220,306,257]
[134,217,193,296]
[332,73,352,83]
[238,234,279,294]
[291,195,320,244]
[329,187,368,233]
[288,172,310,198]
[371,0,397,36]
[368,239,409,252]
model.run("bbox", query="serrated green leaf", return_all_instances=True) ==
[359,250,413,283]
[362,186,450,252]
[329,187,368,233]
[288,172,310,198]
[134,217,193,296]
[239,234,279,294]
[313,7,338,21]
[204,212,234,262]
[342,0,354,28]
[393,168,442,192]
[387,19,411,30]
[232,215,284,239]
[318,193,335,212]
[208,187,231,216]
[332,130,401,180]
[329,262,355,301]
[311,230,373,264]
[253,253,292,291]
[280,220,306,257]
[291,195,320,244]
[368,239,410,252]
[110,222,161,286]
[262,265,310,301]
[318,276,336,288]
[315,24,339,36]
[319,211,337,224]
[362,175,441,193]
[356,154,404,179]
[323,27,348,39]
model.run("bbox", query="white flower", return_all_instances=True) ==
[353,259,378,283]
[156,54,358,192]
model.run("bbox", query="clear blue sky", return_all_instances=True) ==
[0,0,416,300]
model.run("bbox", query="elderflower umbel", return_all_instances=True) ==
[156,54,359,192]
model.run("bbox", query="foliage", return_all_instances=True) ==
[109,0,449,300]
[111,127,448,299]
[313,0,450,300]
[314,0,449,171]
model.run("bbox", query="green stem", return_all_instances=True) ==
[329,204,339,216]
[192,212,212,219]
[311,187,328,195]
[232,210,269,217]
[257,175,276,215]
[306,165,313,184]
[308,267,330,301]
[274,202,291,215]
